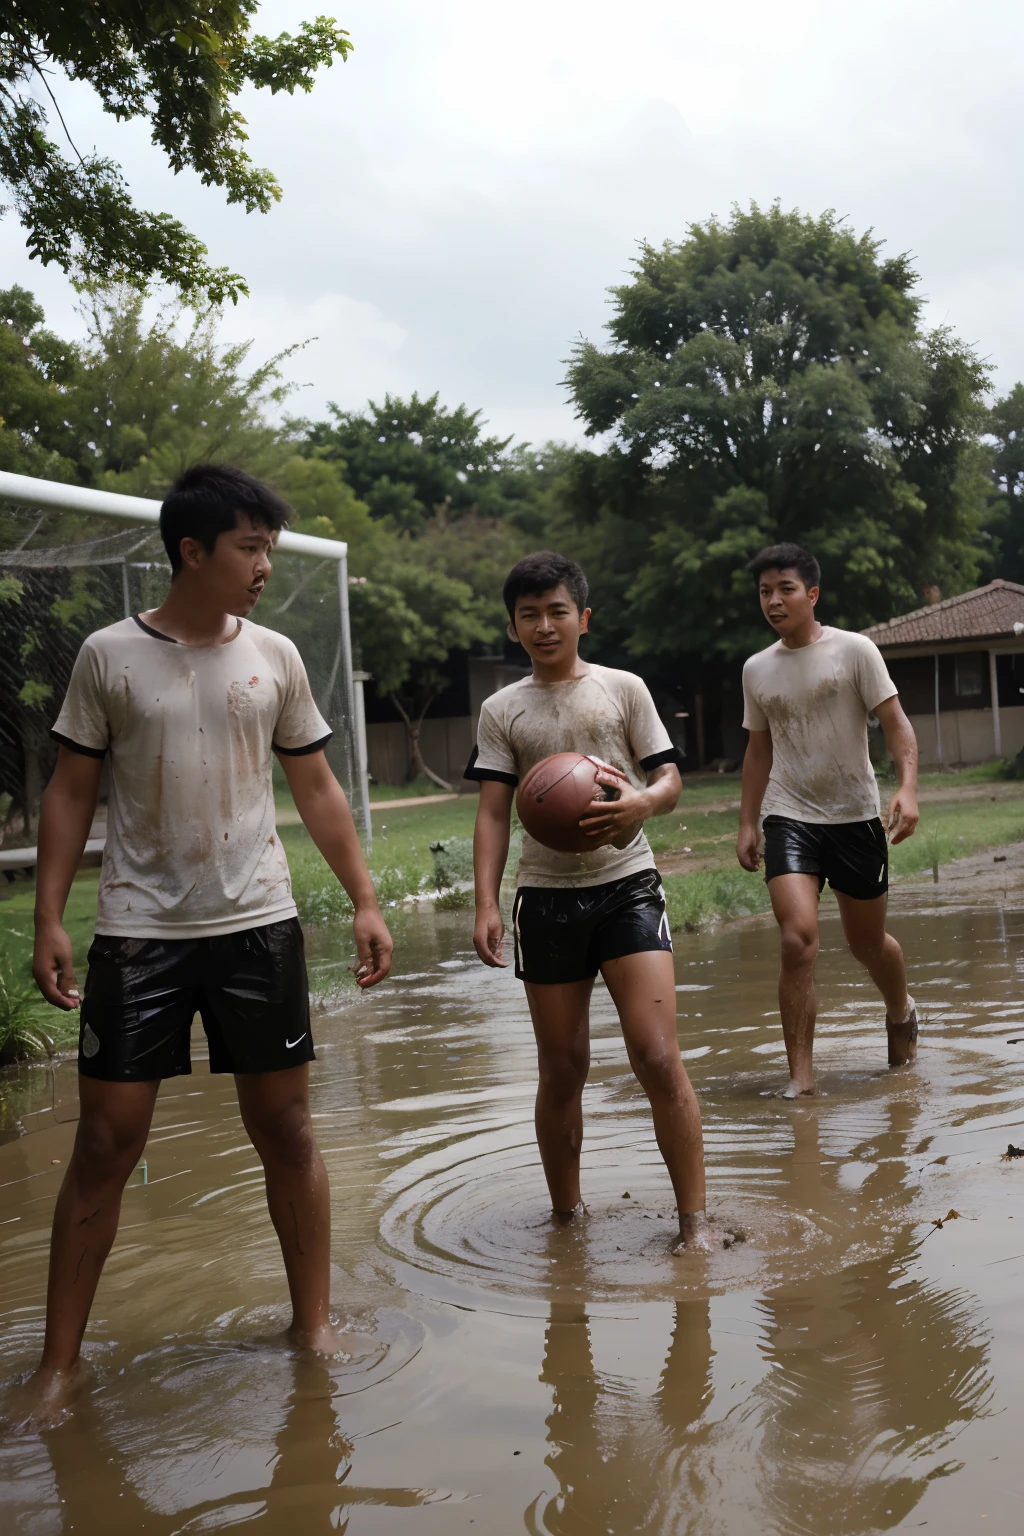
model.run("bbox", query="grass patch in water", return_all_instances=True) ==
[662,869,772,933]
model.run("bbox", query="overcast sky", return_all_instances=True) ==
[5,0,1024,445]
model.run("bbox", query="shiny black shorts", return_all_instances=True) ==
[763,815,888,900]
[78,918,315,1081]
[512,869,672,985]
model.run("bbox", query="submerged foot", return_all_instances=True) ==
[672,1210,713,1254]
[550,1201,587,1227]
[286,1320,377,1363]
[779,1077,816,1099]
[887,998,919,1068]
[0,1363,84,1435]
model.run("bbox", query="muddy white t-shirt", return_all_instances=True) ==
[51,615,331,939]
[741,626,896,824]
[466,662,680,887]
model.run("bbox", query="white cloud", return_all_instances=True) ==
[217,291,409,419]
[4,0,1024,445]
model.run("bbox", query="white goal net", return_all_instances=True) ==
[0,472,369,851]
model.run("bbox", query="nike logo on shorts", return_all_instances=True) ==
[285,1033,307,1049]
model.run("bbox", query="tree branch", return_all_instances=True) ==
[32,64,87,169]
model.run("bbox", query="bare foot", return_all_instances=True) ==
[0,1364,84,1435]
[286,1321,378,1363]
[887,999,919,1068]
[551,1201,586,1226]
[672,1210,712,1254]
[780,1078,816,1099]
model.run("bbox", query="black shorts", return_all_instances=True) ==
[78,917,315,1081]
[763,815,888,900]
[512,868,672,985]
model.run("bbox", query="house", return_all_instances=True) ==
[863,580,1024,768]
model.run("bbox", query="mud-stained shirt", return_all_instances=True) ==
[51,615,331,939]
[741,626,897,825]
[465,662,681,888]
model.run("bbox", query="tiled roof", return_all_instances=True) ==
[862,580,1024,648]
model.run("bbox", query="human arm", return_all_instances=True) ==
[736,729,773,871]
[33,747,103,1008]
[873,695,919,844]
[472,780,515,967]
[579,762,682,842]
[278,750,392,986]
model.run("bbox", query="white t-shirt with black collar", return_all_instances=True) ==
[466,662,681,888]
[51,615,331,939]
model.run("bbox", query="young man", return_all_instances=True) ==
[19,464,392,1427]
[468,551,708,1251]
[736,543,919,1097]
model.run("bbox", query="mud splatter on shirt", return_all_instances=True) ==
[742,627,897,825]
[51,616,331,939]
[469,663,679,888]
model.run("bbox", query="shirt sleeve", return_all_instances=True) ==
[627,679,684,771]
[742,659,769,732]
[855,637,898,714]
[50,639,110,758]
[273,641,333,755]
[464,697,519,785]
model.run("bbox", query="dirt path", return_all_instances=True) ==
[890,837,1024,909]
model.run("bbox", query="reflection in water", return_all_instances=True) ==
[748,1105,992,1536]
[1,904,1020,1532]
[528,1298,713,1535]
[36,1349,448,1533]
[524,1099,992,1536]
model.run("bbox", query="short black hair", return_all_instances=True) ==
[160,463,292,575]
[747,542,821,590]
[503,551,589,621]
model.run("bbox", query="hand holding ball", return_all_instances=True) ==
[516,754,643,854]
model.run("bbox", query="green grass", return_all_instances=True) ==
[281,796,482,925]
[914,761,1011,789]
[662,868,772,932]
[888,798,1024,878]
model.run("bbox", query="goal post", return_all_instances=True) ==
[0,469,372,852]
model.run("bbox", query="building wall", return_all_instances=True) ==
[908,705,1024,767]
[366,716,476,789]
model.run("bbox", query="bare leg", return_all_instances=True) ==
[234,1064,350,1355]
[523,979,593,1218]
[601,950,708,1249]
[835,891,916,1066]
[768,873,822,1097]
[2,1077,159,1431]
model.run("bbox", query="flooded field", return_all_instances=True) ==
[2,896,1024,1533]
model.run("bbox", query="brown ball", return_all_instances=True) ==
[516,753,616,854]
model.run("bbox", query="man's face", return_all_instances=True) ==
[509,583,590,664]
[181,514,274,614]
[758,567,819,636]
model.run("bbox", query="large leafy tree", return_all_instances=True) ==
[565,202,990,669]
[1,5,350,302]
[306,392,516,533]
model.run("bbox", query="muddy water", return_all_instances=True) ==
[2,901,1024,1533]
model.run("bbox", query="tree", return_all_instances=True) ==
[0,283,85,479]
[1,6,351,302]
[350,564,492,788]
[564,202,990,669]
[979,384,1024,585]
[306,392,514,532]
